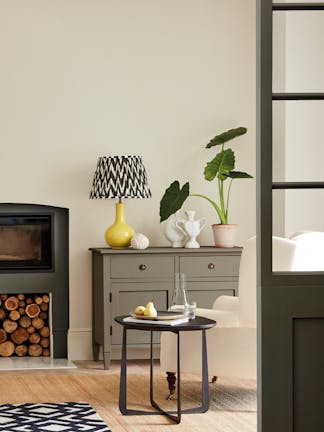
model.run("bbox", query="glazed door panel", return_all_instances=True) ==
[257,1,324,431]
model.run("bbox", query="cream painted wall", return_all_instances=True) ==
[0,0,256,359]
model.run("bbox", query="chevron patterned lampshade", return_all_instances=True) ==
[89,155,151,249]
[89,155,151,199]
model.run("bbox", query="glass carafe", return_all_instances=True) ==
[169,273,190,316]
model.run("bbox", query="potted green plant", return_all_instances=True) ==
[160,127,253,247]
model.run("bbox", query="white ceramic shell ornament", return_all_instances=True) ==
[130,233,149,249]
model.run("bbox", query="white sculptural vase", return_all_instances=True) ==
[164,210,187,247]
[176,210,206,249]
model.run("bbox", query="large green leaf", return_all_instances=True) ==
[225,170,253,179]
[206,127,247,149]
[159,181,190,222]
[204,149,235,181]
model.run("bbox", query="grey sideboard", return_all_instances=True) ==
[90,246,242,369]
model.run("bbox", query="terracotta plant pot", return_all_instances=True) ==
[212,224,237,248]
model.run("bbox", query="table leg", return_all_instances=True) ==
[178,328,210,414]
[150,331,154,403]
[150,331,181,424]
[118,328,209,421]
[119,327,127,414]
[119,328,170,417]
[201,329,210,412]
[176,330,181,421]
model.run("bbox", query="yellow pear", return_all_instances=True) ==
[144,301,157,317]
[135,305,146,316]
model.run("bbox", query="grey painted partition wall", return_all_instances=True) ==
[257,2,324,431]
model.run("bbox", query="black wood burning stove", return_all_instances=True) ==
[0,215,52,270]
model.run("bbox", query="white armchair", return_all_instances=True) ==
[160,236,297,396]
[290,231,324,271]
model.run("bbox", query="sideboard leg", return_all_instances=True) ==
[92,343,100,361]
[166,371,176,400]
[103,352,111,370]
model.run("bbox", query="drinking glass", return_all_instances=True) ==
[188,301,197,319]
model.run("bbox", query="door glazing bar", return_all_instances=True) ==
[273,93,324,100]
[273,182,324,189]
[273,3,324,11]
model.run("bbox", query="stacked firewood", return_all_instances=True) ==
[0,294,50,357]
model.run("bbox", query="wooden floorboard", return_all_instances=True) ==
[0,360,257,432]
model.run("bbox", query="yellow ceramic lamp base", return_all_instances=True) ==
[105,202,135,249]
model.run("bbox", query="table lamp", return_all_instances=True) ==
[89,155,151,248]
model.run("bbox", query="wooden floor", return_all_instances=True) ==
[0,360,257,432]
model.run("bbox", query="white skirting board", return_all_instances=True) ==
[110,346,160,361]
[0,358,76,370]
[68,328,160,361]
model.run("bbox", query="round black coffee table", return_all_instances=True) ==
[114,315,216,424]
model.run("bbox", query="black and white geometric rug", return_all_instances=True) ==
[0,402,111,431]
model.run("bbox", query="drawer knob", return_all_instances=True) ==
[208,263,215,270]
[139,264,147,271]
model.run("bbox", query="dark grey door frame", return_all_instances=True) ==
[257,1,324,431]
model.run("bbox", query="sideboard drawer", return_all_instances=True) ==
[187,281,237,308]
[179,255,240,278]
[111,256,174,279]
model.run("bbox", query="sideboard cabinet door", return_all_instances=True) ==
[110,282,171,346]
